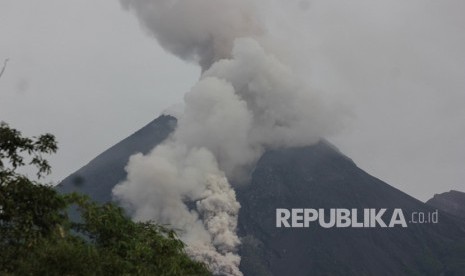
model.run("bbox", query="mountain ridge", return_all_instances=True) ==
[57,115,176,203]
[427,190,465,220]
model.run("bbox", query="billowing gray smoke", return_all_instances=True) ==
[119,0,262,71]
[113,0,343,275]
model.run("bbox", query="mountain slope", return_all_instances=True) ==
[237,143,465,275]
[57,115,465,275]
[427,190,465,220]
[57,115,176,203]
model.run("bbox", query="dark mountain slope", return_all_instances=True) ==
[237,143,465,275]
[57,115,176,203]
[57,116,465,275]
[427,190,465,220]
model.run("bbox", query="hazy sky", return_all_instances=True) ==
[1,0,464,201]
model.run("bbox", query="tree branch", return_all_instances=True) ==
[0,58,9,80]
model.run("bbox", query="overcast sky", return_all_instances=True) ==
[1,0,464,201]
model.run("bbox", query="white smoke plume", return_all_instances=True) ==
[120,0,262,71]
[114,0,344,275]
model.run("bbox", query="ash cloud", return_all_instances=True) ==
[114,0,344,274]
[120,0,263,71]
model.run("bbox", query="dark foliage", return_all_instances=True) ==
[0,122,211,275]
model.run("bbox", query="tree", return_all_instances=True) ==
[0,122,211,275]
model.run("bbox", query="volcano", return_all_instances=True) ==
[58,115,465,275]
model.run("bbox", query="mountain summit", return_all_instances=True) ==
[58,115,465,275]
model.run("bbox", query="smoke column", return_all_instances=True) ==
[113,0,343,274]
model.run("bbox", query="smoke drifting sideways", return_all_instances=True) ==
[113,0,344,275]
